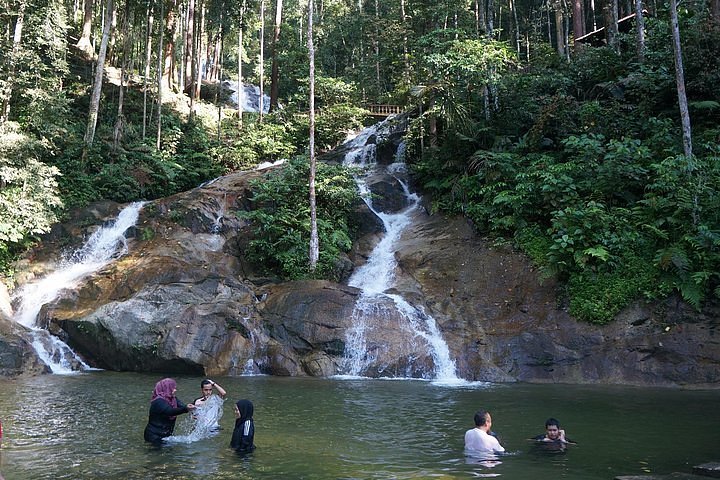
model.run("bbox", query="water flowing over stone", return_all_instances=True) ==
[341,123,459,381]
[228,81,270,113]
[4,115,719,386]
[10,202,144,373]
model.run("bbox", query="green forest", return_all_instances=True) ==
[1,0,719,324]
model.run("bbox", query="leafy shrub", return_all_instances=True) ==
[239,157,358,280]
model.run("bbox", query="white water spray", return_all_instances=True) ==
[228,81,270,114]
[341,125,459,381]
[11,202,145,373]
[166,395,224,444]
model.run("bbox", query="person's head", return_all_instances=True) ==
[151,378,177,403]
[473,410,492,429]
[235,399,254,421]
[545,418,561,440]
[200,379,213,397]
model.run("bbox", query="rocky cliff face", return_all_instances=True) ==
[4,130,719,385]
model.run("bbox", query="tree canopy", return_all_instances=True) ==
[0,0,719,322]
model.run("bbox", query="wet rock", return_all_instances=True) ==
[4,130,720,384]
[693,463,720,478]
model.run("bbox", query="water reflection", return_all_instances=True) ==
[0,373,718,479]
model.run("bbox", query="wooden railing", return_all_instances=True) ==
[366,104,403,117]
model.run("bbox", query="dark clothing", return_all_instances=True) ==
[144,397,190,443]
[230,418,256,453]
[230,399,255,453]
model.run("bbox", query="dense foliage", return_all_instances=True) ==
[239,157,358,281]
[1,0,719,323]
[406,12,720,323]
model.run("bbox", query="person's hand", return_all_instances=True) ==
[187,403,197,410]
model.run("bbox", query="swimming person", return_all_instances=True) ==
[144,378,196,444]
[230,399,256,454]
[464,410,505,454]
[532,417,576,445]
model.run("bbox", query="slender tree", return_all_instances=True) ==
[712,0,720,24]
[185,0,196,91]
[237,0,247,128]
[572,0,585,52]
[259,0,265,121]
[84,0,115,147]
[142,1,154,139]
[269,0,282,111]
[669,0,692,158]
[308,0,318,271]
[76,0,95,57]
[156,0,165,149]
[635,0,645,61]
[113,1,131,153]
[0,0,27,126]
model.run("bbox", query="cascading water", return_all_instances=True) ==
[341,124,459,382]
[11,202,145,374]
[228,81,271,114]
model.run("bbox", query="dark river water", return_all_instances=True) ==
[0,372,718,479]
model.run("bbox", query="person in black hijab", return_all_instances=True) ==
[230,399,256,453]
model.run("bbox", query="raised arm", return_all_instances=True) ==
[207,380,227,399]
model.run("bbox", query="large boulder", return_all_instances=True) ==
[0,283,47,376]
[394,211,720,386]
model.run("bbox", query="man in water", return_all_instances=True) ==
[192,379,227,432]
[464,410,506,454]
[532,417,575,444]
[193,379,227,407]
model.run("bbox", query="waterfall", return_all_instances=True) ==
[11,202,145,374]
[341,125,459,381]
[228,81,271,114]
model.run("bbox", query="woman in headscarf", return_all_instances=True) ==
[143,378,196,444]
[230,399,256,453]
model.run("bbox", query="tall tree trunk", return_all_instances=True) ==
[162,0,178,92]
[77,0,95,57]
[635,0,645,61]
[216,11,224,141]
[113,2,131,153]
[185,0,196,92]
[487,0,495,36]
[0,0,27,126]
[156,0,165,149]
[603,0,620,52]
[84,0,114,148]
[189,0,199,118]
[554,3,565,56]
[401,0,410,83]
[476,0,486,36]
[238,0,246,129]
[269,0,283,111]
[710,0,720,25]
[259,0,265,121]
[374,0,380,95]
[510,0,521,54]
[142,1,154,139]
[669,0,692,158]
[307,0,319,271]
[572,0,584,52]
